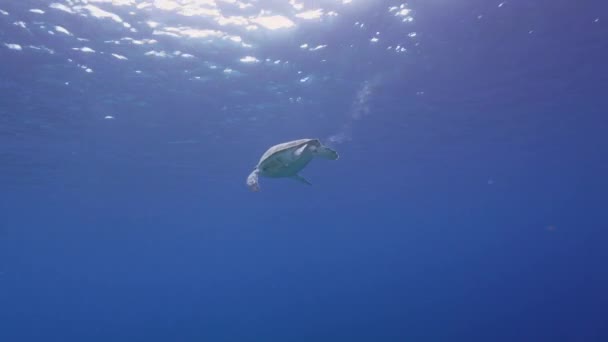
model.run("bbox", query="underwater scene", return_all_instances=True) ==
[1,0,607,341]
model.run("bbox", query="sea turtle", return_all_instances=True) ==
[246,138,339,192]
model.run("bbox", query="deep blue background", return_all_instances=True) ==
[1,0,608,341]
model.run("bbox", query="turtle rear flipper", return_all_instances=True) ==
[247,169,260,192]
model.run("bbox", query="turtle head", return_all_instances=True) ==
[246,168,260,192]
[314,145,339,160]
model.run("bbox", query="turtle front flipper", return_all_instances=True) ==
[293,144,308,158]
[247,169,260,192]
[290,174,312,186]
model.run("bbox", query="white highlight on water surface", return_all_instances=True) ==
[309,44,327,51]
[90,0,135,6]
[4,43,22,51]
[216,15,249,26]
[147,20,160,28]
[49,3,73,13]
[81,4,125,24]
[111,53,128,60]
[396,8,410,16]
[121,37,157,45]
[153,26,248,46]
[389,4,413,22]
[55,26,72,35]
[153,0,219,17]
[154,27,223,39]
[145,50,169,57]
[240,56,259,63]
[73,47,96,53]
[28,45,55,54]
[289,0,303,10]
[227,35,242,43]
[13,21,27,29]
[296,9,323,20]
[29,9,45,14]
[251,15,294,30]
[143,0,258,31]
[0,9,8,15]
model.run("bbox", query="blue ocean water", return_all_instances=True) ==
[1,0,608,341]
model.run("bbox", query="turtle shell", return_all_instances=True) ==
[257,138,317,166]
[256,138,320,177]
